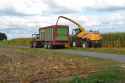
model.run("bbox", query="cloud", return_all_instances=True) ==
[0,7,34,16]
[41,0,77,15]
[0,0,47,16]
[0,0,125,39]
[86,6,125,12]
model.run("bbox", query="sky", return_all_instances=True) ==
[0,0,125,39]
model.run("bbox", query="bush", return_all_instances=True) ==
[102,32,125,48]
[70,66,125,83]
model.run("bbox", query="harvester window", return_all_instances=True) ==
[74,28,81,34]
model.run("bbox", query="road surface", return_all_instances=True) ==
[53,49,125,63]
[1,46,125,63]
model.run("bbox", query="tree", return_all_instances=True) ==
[0,32,7,40]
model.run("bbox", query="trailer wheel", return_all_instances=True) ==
[48,44,53,49]
[44,44,48,49]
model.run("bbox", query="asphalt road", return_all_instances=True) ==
[1,46,125,63]
[53,49,125,63]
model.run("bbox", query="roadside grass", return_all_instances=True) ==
[71,47,125,55]
[0,38,32,47]
[61,66,125,83]
[0,48,123,83]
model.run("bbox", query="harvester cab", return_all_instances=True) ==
[73,28,81,35]
[32,34,40,40]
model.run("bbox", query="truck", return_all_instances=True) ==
[31,25,70,48]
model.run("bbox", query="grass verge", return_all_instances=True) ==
[0,38,32,47]
[66,66,125,83]
[71,47,125,55]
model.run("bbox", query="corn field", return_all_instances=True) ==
[102,32,125,48]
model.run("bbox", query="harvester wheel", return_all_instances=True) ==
[85,42,90,48]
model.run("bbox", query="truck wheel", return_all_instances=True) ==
[32,42,37,48]
[44,44,48,49]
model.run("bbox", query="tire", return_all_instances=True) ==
[85,42,88,48]
[85,41,91,48]
[44,44,48,49]
[48,44,53,49]
[73,42,76,47]
[32,42,37,48]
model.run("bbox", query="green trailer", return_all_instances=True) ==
[31,25,70,48]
